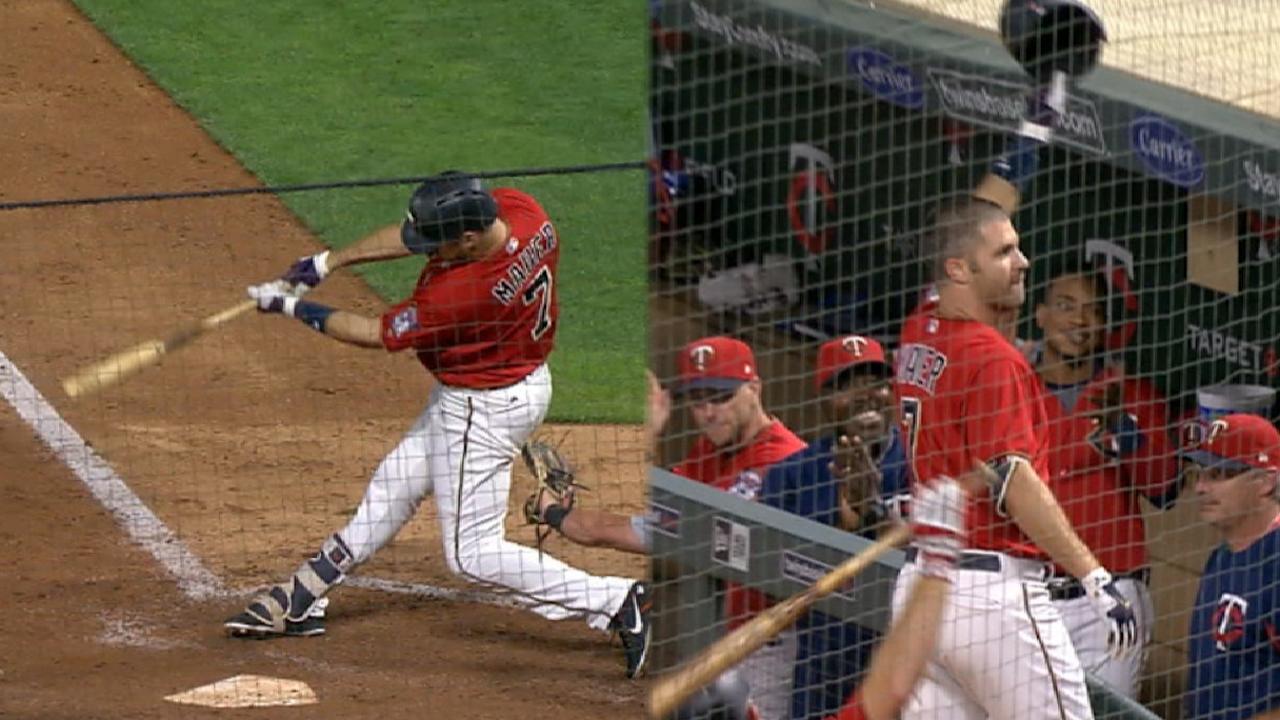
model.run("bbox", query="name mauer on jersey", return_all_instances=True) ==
[491,221,558,305]
[379,188,560,389]
[895,342,949,394]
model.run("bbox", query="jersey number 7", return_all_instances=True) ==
[522,266,554,340]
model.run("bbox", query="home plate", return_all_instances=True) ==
[164,675,317,708]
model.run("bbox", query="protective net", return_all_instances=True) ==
[648,1,1280,719]
[0,1,645,715]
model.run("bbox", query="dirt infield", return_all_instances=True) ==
[0,1,645,717]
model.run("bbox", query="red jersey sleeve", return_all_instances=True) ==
[380,296,467,353]
[964,358,1043,464]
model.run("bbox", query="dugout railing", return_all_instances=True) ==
[650,467,1163,720]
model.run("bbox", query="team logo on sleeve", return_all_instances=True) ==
[390,307,419,338]
[1212,593,1248,651]
[728,469,762,500]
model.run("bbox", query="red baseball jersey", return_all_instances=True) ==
[1044,367,1177,572]
[673,420,806,627]
[380,188,559,389]
[894,303,1051,558]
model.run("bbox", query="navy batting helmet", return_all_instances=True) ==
[400,171,499,254]
[999,0,1107,81]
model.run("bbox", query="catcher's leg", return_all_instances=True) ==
[226,405,435,638]
[431,367,633,622]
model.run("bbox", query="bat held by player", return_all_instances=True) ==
[60,299,256,398]
[646,523,911,719]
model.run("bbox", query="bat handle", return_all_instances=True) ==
[203,299,257,328]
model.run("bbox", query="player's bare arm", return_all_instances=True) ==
[247,293,384,348]
[855,574,950,720]
[1000,459,1100,579]
[559,508,648,555]
[327,223,415,269]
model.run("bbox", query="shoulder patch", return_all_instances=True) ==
[390,306,419,338]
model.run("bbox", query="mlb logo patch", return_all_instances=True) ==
[391,306,419,338]
[729,470,762,500]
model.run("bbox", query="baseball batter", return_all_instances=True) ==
[892,198,1137,720]
[223,173,651,679]
[659,336,806,720]
[1181,413,1280,720]
[1029,267,1179,697]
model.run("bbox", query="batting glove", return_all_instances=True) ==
[1082,567,1139,659]
[280,250,331,293]
[910,476,967,581]
[251,288,298,316]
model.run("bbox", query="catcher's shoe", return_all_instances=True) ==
[224,590,328,639]
[611,581,653,679]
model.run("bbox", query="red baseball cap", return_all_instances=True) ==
[815,335,891,391]
[677,336,759,393]
[1181,413,1280,472]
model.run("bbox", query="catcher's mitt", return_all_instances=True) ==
[520,440,587,550]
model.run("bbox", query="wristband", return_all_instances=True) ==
[294,300,335,333]
[313,250,331,280]
[543,504,572,531]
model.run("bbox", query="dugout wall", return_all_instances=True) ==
[648,0,1280,717]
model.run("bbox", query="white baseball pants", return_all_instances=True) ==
[1054,577,1153,699]
[893,551,1094,720]
[336,364,634,631]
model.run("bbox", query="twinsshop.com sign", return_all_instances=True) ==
[928,68,1107,156]
[689,1,821,66]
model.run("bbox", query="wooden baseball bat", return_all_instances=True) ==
[647,523,910,719]
[61,299,257,398]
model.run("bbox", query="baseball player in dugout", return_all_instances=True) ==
[892,69,1138,720]
[222,172,652,679]
[1026,263,1178,698]
[654,335,807,720]
[1181,413,1280,720]
[757,335,909,720]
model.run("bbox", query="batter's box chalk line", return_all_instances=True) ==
[0,352,519,611]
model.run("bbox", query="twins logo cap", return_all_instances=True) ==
[815,335,890,391]
[678,336,759,394]
[1181,413,1280,472]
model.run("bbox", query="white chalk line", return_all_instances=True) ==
[0,353,223,601]
[0,351,509,610]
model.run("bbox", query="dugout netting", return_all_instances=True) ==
[647,1,1280,718]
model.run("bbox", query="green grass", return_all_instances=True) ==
[72,0,646,423]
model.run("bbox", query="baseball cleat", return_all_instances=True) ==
[224,593,328,639]
[611,581,653,679]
